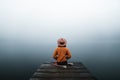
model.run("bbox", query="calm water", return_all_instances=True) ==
[0,41,120,80]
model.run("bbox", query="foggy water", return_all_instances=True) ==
[0,40,120,80]
[1,0,120,80]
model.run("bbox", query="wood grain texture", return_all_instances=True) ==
[30,62,97,80]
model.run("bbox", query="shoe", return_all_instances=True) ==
[68,63,74,66]
[62,65,67,68]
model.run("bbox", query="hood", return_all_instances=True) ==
[57,38,67,47]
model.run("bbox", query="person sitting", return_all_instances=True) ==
[53,38,71,66]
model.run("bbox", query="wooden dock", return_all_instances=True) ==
[30,62,97,80]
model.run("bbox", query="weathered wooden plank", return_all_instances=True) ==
[36,69,90,73]
[40,62,84,67]
[32,72,92,78]
[30,77,96,80]
[39,66,86,69]
[40,63,86,69]
[39,67,86,70]
[30,62,97,80]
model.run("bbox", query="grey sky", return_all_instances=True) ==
[0,0,120,44]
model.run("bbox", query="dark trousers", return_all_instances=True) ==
[57,61,67,65]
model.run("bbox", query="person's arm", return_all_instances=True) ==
[53,48,58,60]
[66,48,71,59]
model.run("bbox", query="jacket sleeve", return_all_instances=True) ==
[66,48,71,59]
[53,48,58,60]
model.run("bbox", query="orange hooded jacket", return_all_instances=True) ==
[53,47,71,62]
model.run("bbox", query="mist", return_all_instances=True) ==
[1,0,120,44]
[0,0,120,80]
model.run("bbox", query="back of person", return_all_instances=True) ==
[53,38,71,65]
